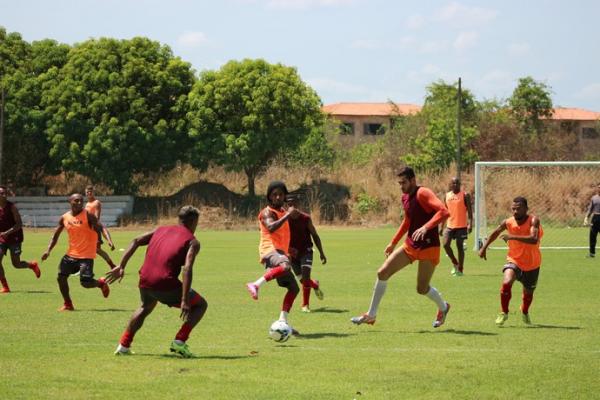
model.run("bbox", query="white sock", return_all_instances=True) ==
[279,311,288,322]
[366,279,388,317]
[253,277,267,287]
[116,344,129,351]
[173,339,185,345]
[426,287,447,311]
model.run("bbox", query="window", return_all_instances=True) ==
[363,123,385,135]
[582,127,599,139]
[339,122,355,135]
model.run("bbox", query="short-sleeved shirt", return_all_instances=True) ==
[403,187,441,250]
[506,215,543,271]
[138,225,196,291]
[588,195,600,215]
[0,201,24,245]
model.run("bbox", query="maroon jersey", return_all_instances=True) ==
[288,212,313,259]
[402,187,440,250]
[138,225,196,291]
[0,201,24,244]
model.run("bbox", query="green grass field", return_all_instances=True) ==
[1,227,599,399]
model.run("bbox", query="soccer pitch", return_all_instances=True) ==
[1,227,599,399]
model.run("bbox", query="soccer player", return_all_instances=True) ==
[85,185,117,269]
[583,183,600,258]
[478,196,543,326]
[440,177,472,276]
[287,194,327,313]
[351,167,451,328]
[107,206,207,358]
[0,185,40,293]
[246,181,301,332]
[41,193,110,311]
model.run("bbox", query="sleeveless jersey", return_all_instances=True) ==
[288,212,313,258]
[139,225,196,290]
[445,190,468,229]
[63,211,97,259]
[0,201,24,244]
[403,187,440,250]
[506,215,543,271]
[258,206,290,259]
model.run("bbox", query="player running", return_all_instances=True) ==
[440,177,472,276]
[107,206,207,358]
[41,193,110,311]
[85,185,117,269]
[0,185,40,293]
[478,196,543,326]
[246,181,301,333]
[287,194,327,313]
[351,167,451,328]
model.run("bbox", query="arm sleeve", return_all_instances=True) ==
[417,188,449,231]
[391,217,410,245]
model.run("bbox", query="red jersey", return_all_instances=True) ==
[0,201,23,244]
[400,187,445,250]
[138,225,196,291]
[288,212,313,259]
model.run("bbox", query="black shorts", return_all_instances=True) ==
[444,227,468,241]
[139,287,202,308]
[503,263,540,291]
[0,242,22,256]
[291,249,313,276]
[59,255,95,282]
[261,250,296,288]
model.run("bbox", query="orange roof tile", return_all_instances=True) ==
[322,102,422,117]
[549,107,600,121]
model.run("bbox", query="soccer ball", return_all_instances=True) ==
[269,320,292,342]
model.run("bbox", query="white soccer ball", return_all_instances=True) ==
[269,320,292,342]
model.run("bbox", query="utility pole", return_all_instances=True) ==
[456,77,462,180]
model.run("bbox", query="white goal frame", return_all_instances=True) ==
[473,161,600,250]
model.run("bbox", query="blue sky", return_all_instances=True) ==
[2,0,599,110]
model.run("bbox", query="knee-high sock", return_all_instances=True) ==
[264,266,287,282]
[0,277,9,289]
[301,280,311,306]
[120,330,135,347]
[500,283,512,313]
[282,289,297,313]
[366,279,387,317]
[175,323,193,342]
[521,292,533,314]
[425,286,447,311]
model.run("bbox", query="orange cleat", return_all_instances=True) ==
[30,261,41,278]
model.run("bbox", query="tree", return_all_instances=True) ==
[508,76,553,135]
[43,37,195,193]
[187,59,323,196]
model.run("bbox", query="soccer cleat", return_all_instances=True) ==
[290,327,300,336]
[301,305,311,313]
[30,261,41,278]
[314,282,324,300]
[455,270,464,277]
[495,312,508,326]
[98,277,110,298]
[433,302,451,328]
[521,313,532,325]
[587,253,595,258]
[170,341,194,358]
[450,265,458,275]
[245,283,259,300]
[59,303,75,311]
[114,344,134,356]
[351,313,376,325]
[0,287,10,293]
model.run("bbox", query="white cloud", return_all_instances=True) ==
[406,14,425,30]
[177,31,209,48]
[434,2,498,27]
[267,0,359,9]
[508,42,531,57]
[575,83,600,100]
[453,31,478,52]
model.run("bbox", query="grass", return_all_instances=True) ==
[1,227,599,399]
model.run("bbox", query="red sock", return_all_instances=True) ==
[264,266,287,282]
[308,279,319,289]
[500,283,512,313]
[64,298,73,306]
[521,292,534,314]
[302,281,311,306]
[175,323,193,342]
[282,290,297,313]
[120,330,135,347]
[1,277,9,289]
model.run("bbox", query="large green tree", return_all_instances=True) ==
[508,76,553,135]
[43,37,195,192]
[187,59,323,196]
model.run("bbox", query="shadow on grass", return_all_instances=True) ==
[526,324,582,330]
[297,332,354,339]
[136,353,253,360]
[11,290,52,294]
[310,307,349,314]
[417,329,498,336]
[85,308,131,312]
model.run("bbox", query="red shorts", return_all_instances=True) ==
[402,244,440,267]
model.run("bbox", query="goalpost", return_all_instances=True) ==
[474,161,600,250]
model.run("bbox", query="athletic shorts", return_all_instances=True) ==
[0,242,22,256]
[261,250,296,288]
[139,287,203,308]
[291,249,313,276]
[443,227,468,241]
[59,255,94,281]
[503,263,540,291]
[402,244,441,267]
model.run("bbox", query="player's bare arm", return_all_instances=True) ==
[261,206,297,233]
[439,196,448,236]
[465,193,473,233]
[478,220,508,260]
[105,229,155,284]
[180,239,201,321]
[41,217,65,261]
[307,218,327,264]
[501,217,541,244]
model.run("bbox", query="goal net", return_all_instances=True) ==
[474,161,600,250]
